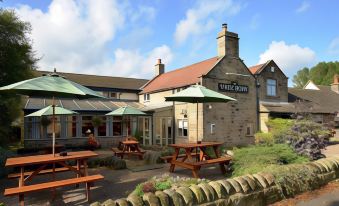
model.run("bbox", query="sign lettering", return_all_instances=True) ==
[218,82,249,93]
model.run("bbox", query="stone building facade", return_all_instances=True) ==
[140,24,257,146]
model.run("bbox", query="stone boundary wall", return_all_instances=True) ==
[91,157,339,206]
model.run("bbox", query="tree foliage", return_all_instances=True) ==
[0,9,37,144]
[292,61,339,88]
[292,67,310,88]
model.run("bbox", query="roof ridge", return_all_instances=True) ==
[162,56,218,75]
[35,70,149,81]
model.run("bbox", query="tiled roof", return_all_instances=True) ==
[141,57,220,94]
[33,70,149,91]
[248,62,266,74]
[287,86,339,114]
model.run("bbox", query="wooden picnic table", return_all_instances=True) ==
[168,142,232,178]
[112,140,145,160]
[4,150,103,206]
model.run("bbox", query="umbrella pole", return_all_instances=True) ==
[52,97,56,156]
[196,102,198,143]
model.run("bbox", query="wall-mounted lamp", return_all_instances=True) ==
[208,104,213,109]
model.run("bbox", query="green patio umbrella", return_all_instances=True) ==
[165,85,236,143]
[25,105,77,117]
[0,71,105,156]
[106,106,146,136]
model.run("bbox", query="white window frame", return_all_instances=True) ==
[267,79,277,96]
[270,66,275,72]
[143,93,150,102]
[178,119,188,137]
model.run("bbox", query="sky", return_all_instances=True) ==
[2,0,339,86]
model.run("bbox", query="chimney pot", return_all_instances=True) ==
[222,23,227,29]
[157,59,161,64]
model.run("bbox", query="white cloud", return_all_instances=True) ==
[328,37,339,55]
[259,41,316,72]
[13,0,168,78]
[296,1,310,13]
[174,0,243,45]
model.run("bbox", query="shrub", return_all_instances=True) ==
[255,132,274,145]
[267,118,293,141]
[133,174,208,196]
[278,120,330,160]
[87,156,126,169]
[267,164,320,197]
[231,144,308,177]
[0,147,15,177]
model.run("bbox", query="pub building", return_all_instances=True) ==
[22,24,339,148]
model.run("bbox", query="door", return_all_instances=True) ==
[140,117,152,145]
[156,117,173,146]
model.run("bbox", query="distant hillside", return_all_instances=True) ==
[292,61,339,88]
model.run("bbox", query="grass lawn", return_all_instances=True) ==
[230,144,309,177]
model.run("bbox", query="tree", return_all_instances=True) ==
[292,67,310,88]
[293,61,339,87]
[0,9,37,145]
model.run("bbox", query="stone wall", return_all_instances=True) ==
[202,56,257,146]
[256,61,288,103]
[91,157,339,206]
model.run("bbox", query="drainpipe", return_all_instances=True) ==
[255,75,261,131]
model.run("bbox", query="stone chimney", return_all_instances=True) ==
[331,74,339,93]
[217,23,239,58]
[155,59,165,76]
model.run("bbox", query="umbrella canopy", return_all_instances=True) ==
[105,106,146,116]
[0,73,104,99]
[25,105,77,117]
[165,85,236,103]
[165,85,236,145]
[106,106,146,136]
[0,72,105,156]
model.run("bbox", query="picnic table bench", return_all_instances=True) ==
[168,142,232,178]
[112,140,145,160]
[4,151,103,206]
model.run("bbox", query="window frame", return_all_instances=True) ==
[177,119,188,137]
[266,78,277,96]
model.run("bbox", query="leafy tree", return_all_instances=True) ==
[292,67,310,88]
[0,9,37,145]
[293,61,339,87]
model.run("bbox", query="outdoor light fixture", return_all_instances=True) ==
[208,104,212,109]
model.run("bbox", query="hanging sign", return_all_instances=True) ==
[218,82,249,93]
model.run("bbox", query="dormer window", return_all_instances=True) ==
[270,66,275,72]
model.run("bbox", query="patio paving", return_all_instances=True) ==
[0,163,226,205]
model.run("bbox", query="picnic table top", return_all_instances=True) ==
[122,140,139,145]
[169,142,223,149]
[5,150,98,167]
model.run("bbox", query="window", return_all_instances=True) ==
[246,123,253,136]
[102,92,118,99]
[210,124,215,134]
[270,66,275,72]
[110,92,117,98]
[178,119,188,137]
[66,116,77,137]
[144,93,150,101]
[82,116,94,136]
[113,116,122,136]
[267,79,277,96]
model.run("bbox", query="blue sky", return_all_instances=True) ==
[2,0,339,85]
